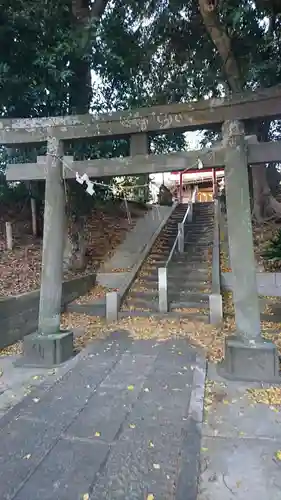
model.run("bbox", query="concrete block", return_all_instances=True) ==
[209,293,223,325]
[219,335,280,382]
[22,330,74,367]
[257,272,274,287]
[106,292,119,322]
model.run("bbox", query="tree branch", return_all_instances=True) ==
[91,0,109,20]
[198,0,243,92]
[72,0,109,23]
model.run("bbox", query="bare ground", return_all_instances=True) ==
[0,203,138,297]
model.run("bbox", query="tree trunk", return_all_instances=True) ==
[252,165,281,220]
[70,0,109,114]
[64,0,109,271]
[198,0,281,222]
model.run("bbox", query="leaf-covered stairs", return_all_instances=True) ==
[120,202,214,321]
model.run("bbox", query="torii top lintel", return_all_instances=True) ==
[1,85,281,145]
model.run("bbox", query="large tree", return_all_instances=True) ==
[2,0,281,223]
[94,0,281,220]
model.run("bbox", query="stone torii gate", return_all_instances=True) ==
[3,85,281,380]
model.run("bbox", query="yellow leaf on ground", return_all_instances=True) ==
[82,494,89,500]
[147,495,155,500]
[275,450,281,461]
[94,432,101,437]
[127,385,134,391]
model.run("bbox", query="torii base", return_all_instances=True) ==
[217,335,280,383]
[16,330,74,368]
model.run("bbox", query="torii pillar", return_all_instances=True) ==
[220,120,279,382]
[22,136,74,366]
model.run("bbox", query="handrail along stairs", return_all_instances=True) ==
[158,201,193,313]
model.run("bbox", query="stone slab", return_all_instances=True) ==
[90,350,197,499]
[21,330,74,367]
[203,380,281,440]
[198,436,281,500]
[0,336,206,500]
[200,364,281,500]
[0,418,60,500]
[14,438,110,500]
[67,353,156,443]
[0,335,130,423]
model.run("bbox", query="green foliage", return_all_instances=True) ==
[2,0,281,219]
[263,231,281,261]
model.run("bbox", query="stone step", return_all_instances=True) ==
[135,280,210,291]
[129,290,209,302]
[122,298,158,311]
[66,302,106,317]
[141,267,210,277]
[139,272,210,283]
[168,260,209,269]
[118,309,209,322]
[170,300,209,310]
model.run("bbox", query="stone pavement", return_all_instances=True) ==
[198,364,281,500]
[0,332,206,500]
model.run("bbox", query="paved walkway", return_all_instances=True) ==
[0,332,205,500]
[198,365,281,500]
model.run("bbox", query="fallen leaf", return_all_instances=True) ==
[153,463,160,470]
[129,424,136,429]
[127,385,134,391]
[32,398,40,403]
[148,441,154,448]
[201,447,208,452]
[94,431,101,437]
[23,454,31,460]
[82,494,89,500]
[275,450,281,461]
[147,495,155,500]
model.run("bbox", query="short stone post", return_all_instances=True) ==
[23,137,74,366]
[209,200,223,325]
[106,291,119,322]
[158,267,168,312]
[221,120,279,382]
[5,222,13,250]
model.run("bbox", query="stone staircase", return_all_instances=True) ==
[120,202,214,321]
